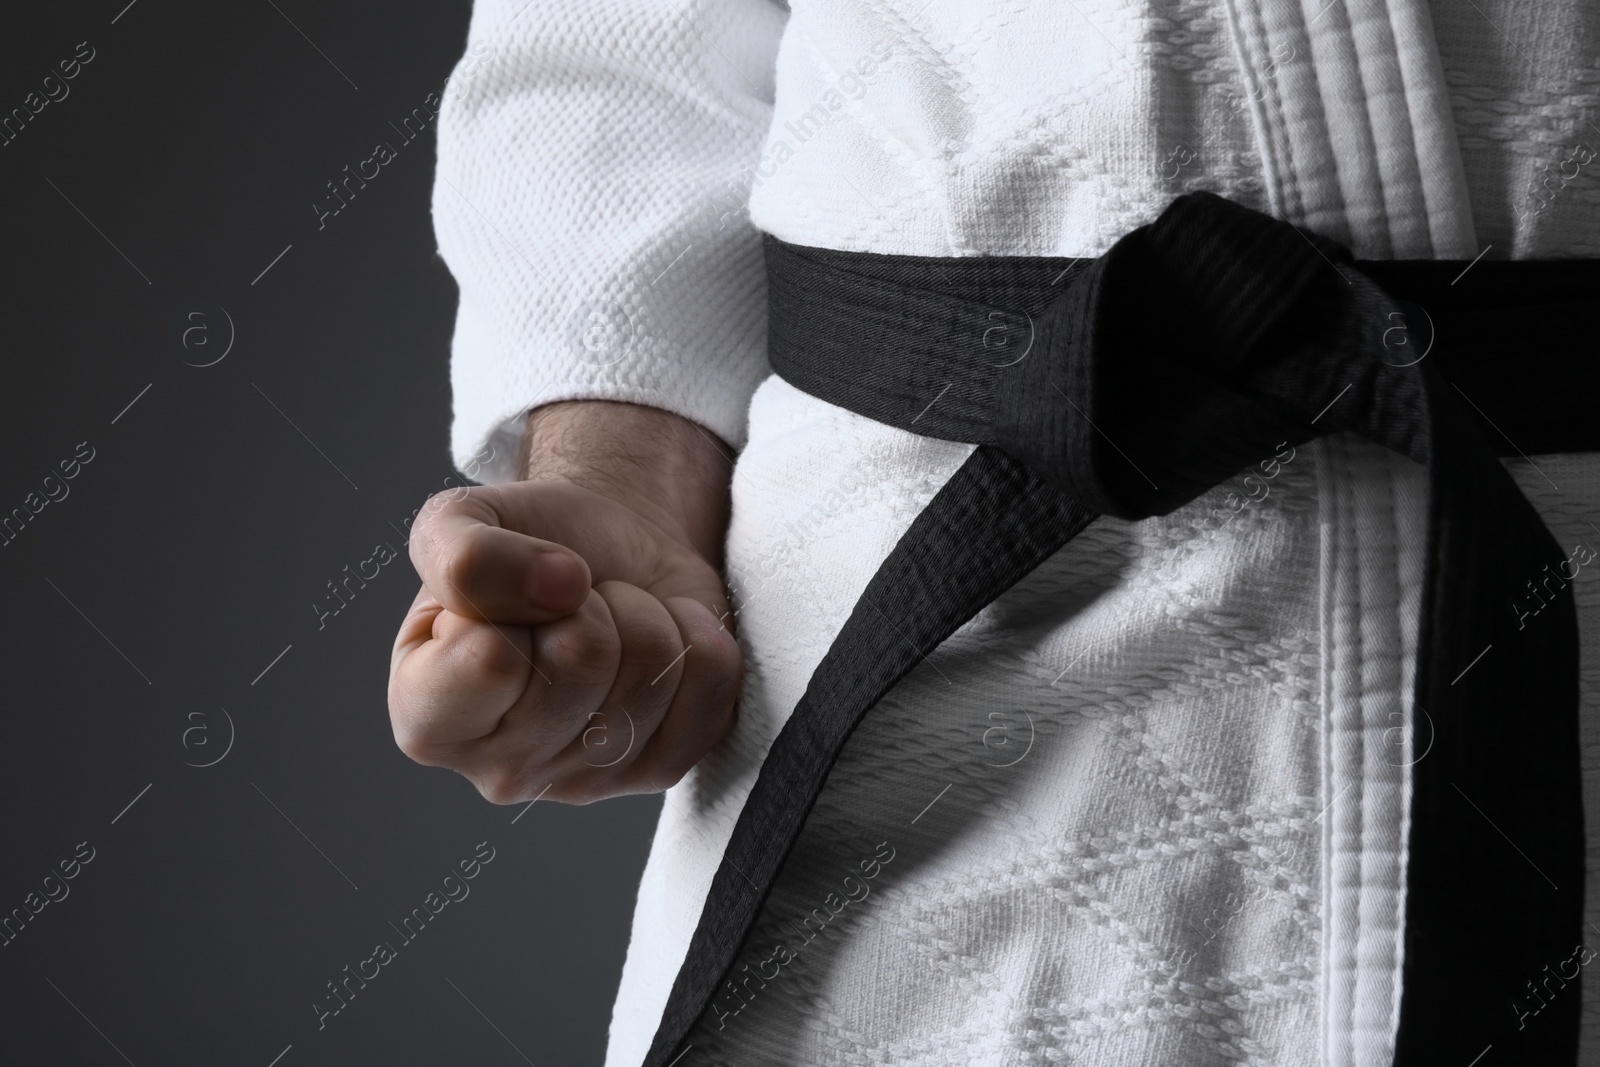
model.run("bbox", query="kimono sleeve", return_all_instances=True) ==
[432,0,788,484]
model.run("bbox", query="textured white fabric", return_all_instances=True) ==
[1431,2,1600,258]
[656,383,1336,1066]
[427,0,1600,1062]
[432,0,1600,479]
[1314,435,1427,1067]
[433,0,787,482]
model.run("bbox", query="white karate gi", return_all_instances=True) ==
[431,1,1600,1062]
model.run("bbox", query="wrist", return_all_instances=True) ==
[518,400,734,566]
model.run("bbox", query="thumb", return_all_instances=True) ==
[407,485,592,623]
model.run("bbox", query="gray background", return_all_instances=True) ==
[0,2,661,1063]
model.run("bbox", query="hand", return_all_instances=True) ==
[387,400,742,805]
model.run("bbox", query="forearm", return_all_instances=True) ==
[519,400,735,569]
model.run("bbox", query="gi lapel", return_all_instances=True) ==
[1217,0,1477,259]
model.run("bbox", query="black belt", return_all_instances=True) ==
[644,191,1597,1065]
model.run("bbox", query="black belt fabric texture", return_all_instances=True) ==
[644,191,1598,1065]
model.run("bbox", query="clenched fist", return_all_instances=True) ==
[388,400,743,805]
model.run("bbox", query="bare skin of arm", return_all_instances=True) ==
[387,400,742,805]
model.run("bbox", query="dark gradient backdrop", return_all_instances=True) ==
[0,2,661,1063]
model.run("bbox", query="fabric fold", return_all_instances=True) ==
[644,191,1591,1065]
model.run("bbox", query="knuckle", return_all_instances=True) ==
[544,623,621,682]
[563,781,608,807]
[646,759,692,793]
[682,709,736,771]
[408,495,458,561]
[676,630,742,718]
[620,745,702,797]
[548,782,607,807]
[534,766,608,807]
[630,627,685,683]
[701,629,744,687]
[473,766,526,806]
[439,536,488,598]
[387,689,434,765]
[577,767,634,805]
[467,627,530,689]
[716,697,742,742]
[391,723,441,766]
[422,482,479,520]
[386,677,408,725]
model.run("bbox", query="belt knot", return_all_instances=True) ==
[992,190,1418,519]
